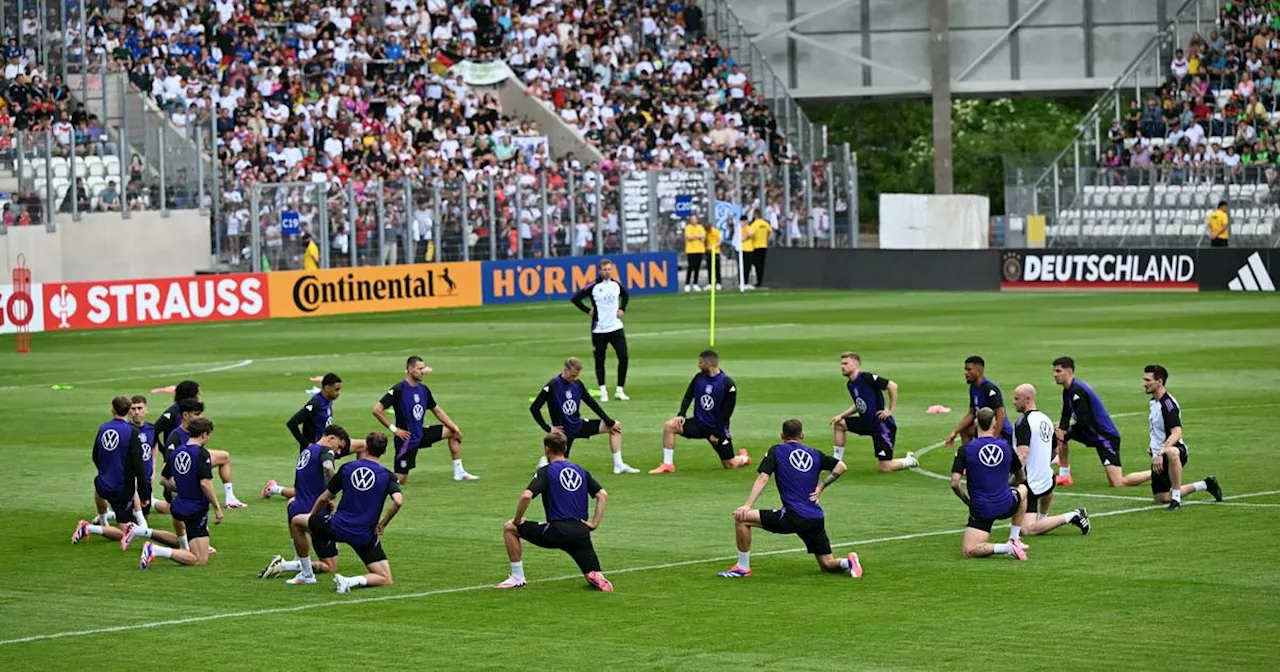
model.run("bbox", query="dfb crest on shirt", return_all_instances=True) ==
[413,393,420,403]
[351,467,377,492]
[297,450,312,470]
[704,384,712,394]
[412,404,425,421]
[325,416,334,427]
[699,394,715,411]
[562,398,579,416]
[174,450,193,475]
[788,448,814,472]
[854,397,868,414]
[101,429,120,452]
[558,467,583,492]
[978,443,1004,468]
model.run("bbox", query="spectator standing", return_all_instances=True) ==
[1207,200,1230,247]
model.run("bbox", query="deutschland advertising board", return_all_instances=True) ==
[481,252,679,304]
[999,249,1278,292]
[267,262,482,317]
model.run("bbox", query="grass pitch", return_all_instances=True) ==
[1,290,1278,671]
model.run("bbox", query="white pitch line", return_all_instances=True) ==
[2,491,1273,648]
[0,360,256,392]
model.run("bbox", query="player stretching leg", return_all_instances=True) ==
[531,357,637,474]
[265,373,344,499]
[1142,365,1223,510]
[152,380,246,507]
[650,349,750,473]
[829,352,917,472]
[950,409,1029,560]
[73,397,150,546]
[1011,384,1090,537]
[571,258,630,402]
[372,356,475,484]
[141,418,224,568]
[718,419,861,578]
[1052,357,1149,488]
[944,356,1015,449]
[260,426,353,583]
[308,432,404,593]
[120,395,183,551]
[494,431,614,592]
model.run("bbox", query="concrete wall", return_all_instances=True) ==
[487,80,605,163]
[1,209,210,283]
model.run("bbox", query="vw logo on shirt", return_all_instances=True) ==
[562,399,579,416]
[413,404,425,421]
[978,443,1004,468]
[699,395,715,411]
[101,429,120,452]
[855,398,868,414]
[788,449,814,472]
[558,467,583,492]
[351,467,377,492]
[174,450,193,475]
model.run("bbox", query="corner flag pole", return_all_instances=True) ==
[709,251,717,346]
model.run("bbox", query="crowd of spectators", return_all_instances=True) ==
[1099,1,1280,194]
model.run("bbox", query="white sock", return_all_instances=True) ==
[994,543,1011,555]
[268,484,285,495]
[152,545,174,558]
[93,513,109,526]
[1009,525,1021,541]
[599,385,607,396]
[511,561,525,581]
[1172,488,1183,503]
[281,559,303,571]
[737,551,750,571]
[902,454,919,468]
[839,557,851,570]
[616,386,624,394]
[104,510,117,521]
[224,483,236,500]
[351,575,369,587]
[1191,481,1206,492]
[1062,510,1078,523]
[300,557,313,576]
[178,534,189,550]
[662,447,674,465]
[612,452,625,469]
[87,524,104,535]
[832,445,844,460]
[133,526,153,539]
[453,459,465,476]
[133,510,148,526]
[1060,467,1072,477]
[150,497,161,508]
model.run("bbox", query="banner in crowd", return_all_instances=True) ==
[511,136,549,157]
[41,273,269,330]
[481,252,679,304]
[448,60,516,86]
[1000,249,1277,291]
[714,200,743,251]
[621,170,709,249]
[268,263,483,318]
[0,283,44,334]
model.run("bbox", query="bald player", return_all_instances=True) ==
[1012,384,1090,537]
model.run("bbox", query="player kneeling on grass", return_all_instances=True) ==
[258,425,354,584]
[495,431,614,592]
[1011,384,1090,537]
[650,349,750,474]
[73,396,151,547]
[141,417,224,568]
[307,432,403,594]
[1142,365,1223,510]
[950,408,1029,561]
[718,419,862,579]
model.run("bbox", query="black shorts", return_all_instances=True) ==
[679,420,735,461]
[966,490,1022,533]
[1026,482,1055,515]
[563,420,603,456]
[591,329,627,353]
[308,512,387,566]
[846,420,897,461]
[758,509,831,556]
[95,486,134,522]
[1081,434,1123,467]
[393,424,446,475]
[1150,446,1189,495]
[517,519,601,574]
[172,507,210,540]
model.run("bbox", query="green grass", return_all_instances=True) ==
[1,290,1279,671]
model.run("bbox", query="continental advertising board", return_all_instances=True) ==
[267,263,482,318]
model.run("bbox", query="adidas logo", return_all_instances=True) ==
[1228,252,1276,291]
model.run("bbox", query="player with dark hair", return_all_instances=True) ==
[950,408,1029,560]
[308,431,404,593]
[1142,365,1223,509]
[718,418,860,578]
[264,373,345,498]
[945,355,1014,448]
[259,425,354,583]
[141,417,224,568]
[119,394,184,552]
[372,356,474,484]
[571,258,630,402]
[72,396,150,546]
[650,349,750,473]
[531,357,636,474]
[494,431,614,592]
[153,380,246,508]
[829,352,918,472]
[1052,356,1149,489]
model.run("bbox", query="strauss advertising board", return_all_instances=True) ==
[41,274,269,330]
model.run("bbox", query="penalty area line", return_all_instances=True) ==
[1,492,1273,648]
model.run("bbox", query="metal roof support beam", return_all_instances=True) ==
[787,31,929,86]
[955,0,1054,81]
[750,0,860,44]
